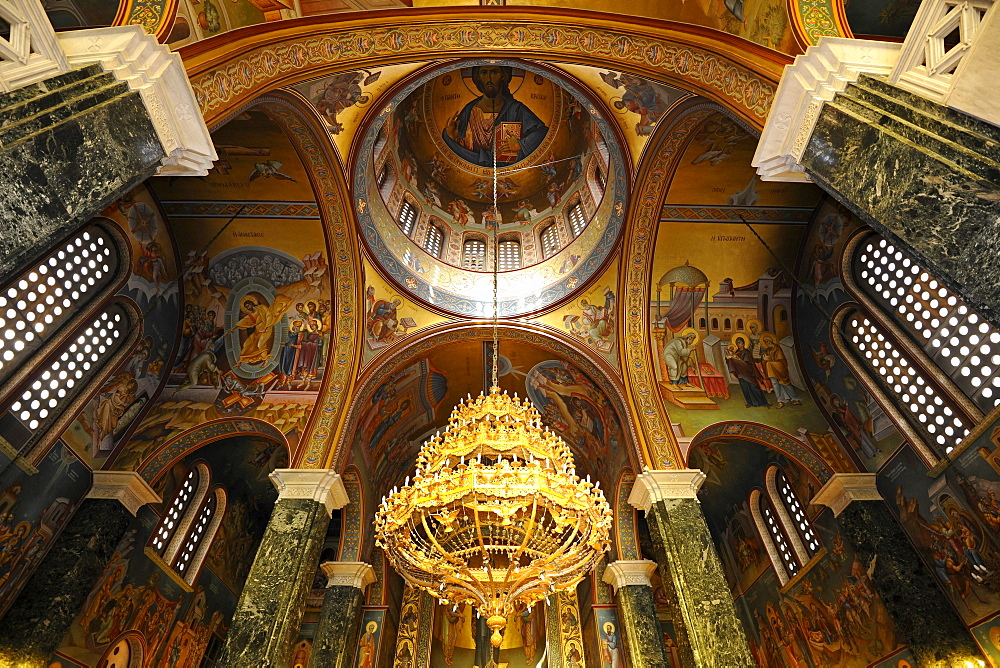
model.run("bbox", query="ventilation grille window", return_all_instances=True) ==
[9,304,129,432]
[763,501,799,577]
[152,468,197,556]
[568,204,586,238]
[425,225,444,258]
[498,240,521,271]
[775,469,820,556]
[846,311,971,454]
[540,225,560,259]
[176,490,217,575]
[0,227,117,382]
[855,235,1000,412]
[462,239,486,271]
[399,200,417,237]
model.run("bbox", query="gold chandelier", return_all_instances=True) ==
[374,125,612,649]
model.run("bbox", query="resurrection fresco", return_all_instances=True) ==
[648,111,830,443]
[356,59,628,317]
[52,434,284,667]
[691,439,914,667]
[123,109,331,469]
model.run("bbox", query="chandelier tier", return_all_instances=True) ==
[374,385,613,647]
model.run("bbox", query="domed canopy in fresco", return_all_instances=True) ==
[356,59,627,317]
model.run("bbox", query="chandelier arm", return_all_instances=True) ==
[472,496,499,592]
[501,494,539,593]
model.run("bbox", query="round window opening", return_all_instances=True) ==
[355,59,627,317]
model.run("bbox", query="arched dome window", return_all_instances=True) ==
[850,232,1000,413]
[398,199,418,237]
[462,237,487,270]
[424,224,445,258]
[149,462,227,585]
[497,237,522,271]
[750,488,799,585]
[566,200,586,238]
[766,466,819,562]
[539,223,560,260]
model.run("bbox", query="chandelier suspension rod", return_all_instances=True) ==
[492,130,499,389]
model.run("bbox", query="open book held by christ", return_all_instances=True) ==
[495,122,522,163]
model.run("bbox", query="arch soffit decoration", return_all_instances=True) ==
[686,420,835,486]
[617,99,736,471]
[333,320,642,475]
[179,8,792,132]
[337,463,364,562]
[134,416,288,484]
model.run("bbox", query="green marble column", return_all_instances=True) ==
[629,470,754,667]
[0,471,158,667]
[307,562,374,668]
[218,469,348,668]
[814,474,985,666]
[602,560,670,668]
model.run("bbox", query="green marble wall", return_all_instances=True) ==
[0,498,131,667]
[218,497,331,667]
[308,585,364,668]
[838,500,985,665]
[646,499,754,667]
[614,585,670,668]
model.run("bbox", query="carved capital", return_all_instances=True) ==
[628,469,706,511]
[320,561,376,591]
[269,469,349,517]
[811,473,882,517]
[87,471,160,516]
[602,560,657,590]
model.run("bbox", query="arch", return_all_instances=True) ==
[686,421,834,485]
[337,464,364,562]
[614,468,641,561]
[134,417,287,483]
[748,488,791,585]
[97,630,146,668]
[181,10,790,131]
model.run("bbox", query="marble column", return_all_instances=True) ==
[629,469,754,667]
[307,561,375,668]
[0,471,158,666]
[218,469,349,668]
[813,474,985,666]
[602,560,670,668]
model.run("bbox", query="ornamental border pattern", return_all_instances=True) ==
[258,99,362,469]
[621,106,717,470]
[338,465,364,561]
[616,469,640,561]
[793,0,850,46]
[187,21,778,128]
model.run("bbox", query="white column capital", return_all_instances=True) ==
[87,471,160,516]
[628,469,706,511]
[752,37,901,183]
[269,469,349,517]
[602,559,658,591]
[811,473,882,517]
[320,561,376,591]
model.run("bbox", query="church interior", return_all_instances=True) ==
[2,0,1000,666]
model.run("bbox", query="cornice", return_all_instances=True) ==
[269,469,350,516]
[628,469,707,511]
[811,473,882,517]
[320,561,376,590]
[88,471,161,516]
[602,559,658,590]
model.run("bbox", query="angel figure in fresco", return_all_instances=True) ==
[248,160,297,182]
[313,71,376,134]
[447,199,474,227]
[230,294,293,365]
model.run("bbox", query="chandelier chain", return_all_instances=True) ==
[491,129,499,388]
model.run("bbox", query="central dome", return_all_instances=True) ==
[355,60,627,317]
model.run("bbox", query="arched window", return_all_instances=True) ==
[462,237,487,270]
[539,224,560,259]
[724,318,732,330]
[750,489,799,585]
[398,200,418,237]
[835,307,974,458]
[567,202,587,238]
[379,160,396,200]
[424,224,444,258]
[698,318,707,329]
[736,318,745,330]
[149,463,226,585]
[766,466,820,562]
[497,238,521,271]
[711,318,719,330]
[0,224,123,388]
[850,233,1000,413]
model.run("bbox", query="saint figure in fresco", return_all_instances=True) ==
[662,329,698,387]
[358,620,378,668]
[442,65,549,167]
[600,622,622,668]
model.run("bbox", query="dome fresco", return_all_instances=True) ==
[355,59,627,317]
